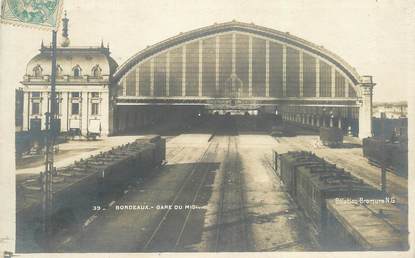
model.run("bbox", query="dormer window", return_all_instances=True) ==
[33,65,43,77]
[56,65,63,77]
[91,65,102,77]
[72,65,82,77]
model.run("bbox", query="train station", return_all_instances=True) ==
[20,19,375,139]
[15,17,408,253]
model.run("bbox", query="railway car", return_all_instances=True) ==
[274,151,394,249]
[326,199,408,251]
[148,135,166,167]
[51,138,163,208]
[294,164,383,242]
[273,151,279,174]
[101,136,165,190]
[319,127,343,147]
[278,151,327,196]
[17,135,166,241]
[362,137,408,177]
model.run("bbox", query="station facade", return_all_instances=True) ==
[113,21,375,138]
[21,45,117,137]
[20,14,118,137]
[21,20,375,138]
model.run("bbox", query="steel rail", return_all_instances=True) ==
[174,142,220,250]
[214,136,250,252]
[141,137,217,251]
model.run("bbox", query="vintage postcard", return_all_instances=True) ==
[0,0,413,257]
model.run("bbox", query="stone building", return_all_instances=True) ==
[373,102,407,119]
[20,13,118,137]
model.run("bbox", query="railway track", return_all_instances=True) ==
[141,136,219,252]
[172,144,219,250]
[214,136,251,252]
[165,146,185,161]
[51,133,327,252]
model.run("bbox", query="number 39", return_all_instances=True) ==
[93,206,101,211]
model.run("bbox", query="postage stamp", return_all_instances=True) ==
[1,0,63,30]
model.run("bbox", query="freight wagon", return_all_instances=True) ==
[16,135,166,246]
[277,151,327,196]
[273,151,406,250]
[294,164,382,243]
[319,127,343,147]
[326,199,408,251]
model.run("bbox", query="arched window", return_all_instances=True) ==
[33,65,43,77]
[91,65,102,77]
[56,65,63,77]
[72,65,82,77]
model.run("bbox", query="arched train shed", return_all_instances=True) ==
[111,21,375,138]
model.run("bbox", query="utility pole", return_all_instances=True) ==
[41,29,57,249]
[380,112,387,193]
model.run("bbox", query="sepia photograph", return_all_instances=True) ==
[0,0,413,257]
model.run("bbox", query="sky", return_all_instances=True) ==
[1,0,414,102]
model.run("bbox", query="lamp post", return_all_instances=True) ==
[41,29,57,249]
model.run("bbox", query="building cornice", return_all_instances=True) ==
[40,46,111,55]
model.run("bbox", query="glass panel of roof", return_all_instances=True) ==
[218,34,232,97]
[335,70,346,97]
[286,47,300,97]
[185,41,199,96]
[202,37,216,97]
[139,60,151,96]
[125,70,136,96]
[154,53,167,97]
[252,37,266,97]
[303,52,316,97]
[169,47,183,96]
[319,60,332,97]
[235,34,249,98]
[269,41,283,97]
